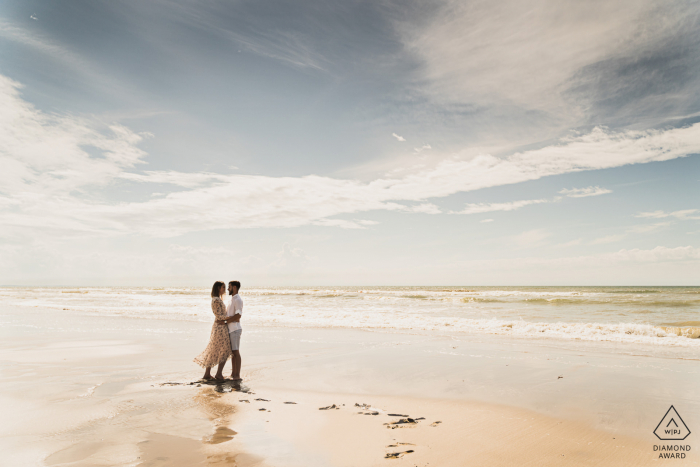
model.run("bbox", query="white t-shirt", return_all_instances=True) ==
[226,294,243,332]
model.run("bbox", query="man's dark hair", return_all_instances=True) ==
[229,281,241,290]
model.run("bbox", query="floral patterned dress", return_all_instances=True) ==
[194,297,232,368]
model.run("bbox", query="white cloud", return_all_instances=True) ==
[3,75,700,239]
[604,246,700,263]
[401,203,441,214]
[392,133,406,142]
[588,222,672,245]
[554,238,582,248]
[559,186,612,198]
[458,246,700,272]
[0,75,148,197]
[414,144,431,153]
[511,229,551,247]
[635,209,699,220]
[627,222,672,234]
[274,243,310,272]
[312,219,376,229]
[456,199,549,215]
[480,219,494,223]
[119,171,225,188]
[590,234,626,245]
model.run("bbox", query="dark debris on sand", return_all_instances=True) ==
[384,418,419,429]
[284,401,297,404]
[385,450,414,459]
[319,404,340,410]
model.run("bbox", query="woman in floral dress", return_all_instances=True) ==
[194,281,232,381]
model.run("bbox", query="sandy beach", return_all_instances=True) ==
[1,296,698,466]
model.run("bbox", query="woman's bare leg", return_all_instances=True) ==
[203,367,213,380]
[214,362,226,381]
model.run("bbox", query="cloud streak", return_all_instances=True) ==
[455,199,549,215]
[636,209,700,220]
[559,186,612,198]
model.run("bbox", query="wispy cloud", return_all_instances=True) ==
[0,18,131,96]
[480,218,494,223]
[458,246,700,271]
[627,222,672,233]
[590,234,627,245]
[398,0,699,132]
[392,133,406,142]
[589,222,672,244]
[559,186,612,198]
[455,199,549,215]
[635,209,700,220]
[401,203,441,214]
[414,144,431,153]
[0,19,87,70]
[511,229,551,247]
[554,238,582,248]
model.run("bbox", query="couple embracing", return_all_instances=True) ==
[194,280,243,382]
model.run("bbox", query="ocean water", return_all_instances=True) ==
[1,286,699,348]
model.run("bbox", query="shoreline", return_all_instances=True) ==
[3,285,699,351]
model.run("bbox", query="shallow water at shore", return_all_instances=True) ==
[2,286,699,350]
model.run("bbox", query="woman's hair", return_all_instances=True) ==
[211,281,225,298]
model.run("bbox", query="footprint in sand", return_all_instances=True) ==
[385,450,414,459]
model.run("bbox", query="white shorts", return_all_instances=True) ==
[229,329,242,351]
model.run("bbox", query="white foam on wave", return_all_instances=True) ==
[3,286,700,347]
[248,309,700,347]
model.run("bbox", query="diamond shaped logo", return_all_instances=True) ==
[654,406,691,440]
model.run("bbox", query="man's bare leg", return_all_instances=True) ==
[231,350,241,380]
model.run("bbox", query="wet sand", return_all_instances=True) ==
[0,305,698,466]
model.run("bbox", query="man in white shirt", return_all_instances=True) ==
[218,280,243,381]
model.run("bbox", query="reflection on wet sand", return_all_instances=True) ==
[192,380,249,446]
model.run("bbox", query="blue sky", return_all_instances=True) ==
[1,0,699,285]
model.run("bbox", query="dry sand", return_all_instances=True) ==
[0,305,698,466]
